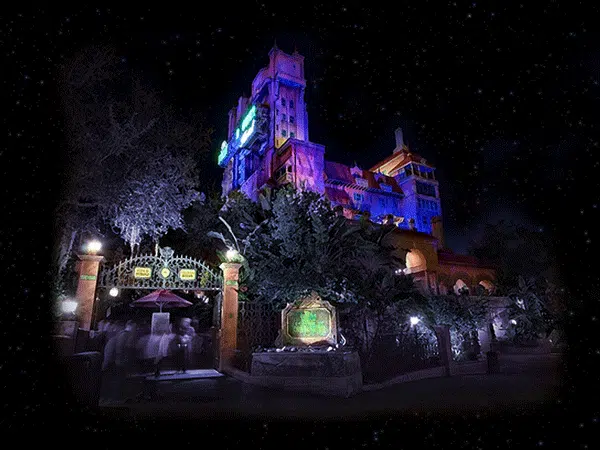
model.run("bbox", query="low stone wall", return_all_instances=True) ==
[239,351,363,397]
[243,372,363,398]
[251,351,360,377]
[362,366,447,391]
[496,341,553,355]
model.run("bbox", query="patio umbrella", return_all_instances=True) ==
[130,289,193,313]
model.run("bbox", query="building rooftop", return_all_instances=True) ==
[370,149,433,175]
[324,161,404,195]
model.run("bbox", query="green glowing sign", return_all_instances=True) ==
[241,104,256,130]
[240,120,255,146]
[287,308,331,338]
[218,103,261,167]
[218,140,228,165]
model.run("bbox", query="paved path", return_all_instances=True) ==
[100,353,564,420]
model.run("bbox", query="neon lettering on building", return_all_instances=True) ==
[218,103,261,167]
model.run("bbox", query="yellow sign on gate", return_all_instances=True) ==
[179,269,196,281]
[134,267,152,278]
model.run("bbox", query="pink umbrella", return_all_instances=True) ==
[131,289,193,313]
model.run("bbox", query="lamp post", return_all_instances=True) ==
[226,248,239,262]
[75,240,104,332]
[61,299,78,315]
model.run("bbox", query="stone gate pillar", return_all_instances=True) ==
[434,325,457,377]
[219,262,242,372]
[75,254,103,331]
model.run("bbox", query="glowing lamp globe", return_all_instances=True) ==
[85,240,102,254]
[510,319,517,325]
[226,249,239,261]
[61,300,78,314]
[410,316,420,326]
[109,287,119,297]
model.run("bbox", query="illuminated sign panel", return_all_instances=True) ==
[287,309,331,338]
[218,103,265,167]
[240,120,255,146]
[134,267,152,278]
[218,141,228,166]
[179,269,197,281]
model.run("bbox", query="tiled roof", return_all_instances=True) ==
[324,161,404,195]
[370,149,432,173]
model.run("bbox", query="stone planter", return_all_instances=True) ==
[249,350,363,397]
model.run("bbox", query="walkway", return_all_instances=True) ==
[99,353,565,420]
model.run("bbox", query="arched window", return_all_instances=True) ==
[453,279,469,295]
[478,280,495,295]
[405,249,427,274]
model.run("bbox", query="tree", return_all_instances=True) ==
[340,260,419,370]
[467,220,567,334]
[467,220,558,292]
[505,276,552,343]
[411,293,490,360]
[53,45,212,294]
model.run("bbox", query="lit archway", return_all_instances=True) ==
[478,280,495,294]
[453,279,469,295]
[405,248,427,274]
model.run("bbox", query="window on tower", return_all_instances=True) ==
[282,129,287,137]
[416,181,436,197]
[290,131,295,138]
[281,98,286,107]
[290,100,294,108]
[356,177,368,188]
[289,116,294,124]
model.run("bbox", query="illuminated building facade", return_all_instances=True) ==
[219,45,497,295]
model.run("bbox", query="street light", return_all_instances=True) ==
[85,240,102,254]
[109,287,119,297]
[226,248,239,261]
[410,316,420,326]
[61,299,78,314]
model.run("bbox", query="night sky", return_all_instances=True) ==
[3,1,600,444]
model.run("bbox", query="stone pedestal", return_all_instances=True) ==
[250,351,363,397]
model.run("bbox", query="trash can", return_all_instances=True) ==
[67,351,102,407]
[486,350,499,374]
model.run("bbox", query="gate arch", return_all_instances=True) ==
[97,246,222,291]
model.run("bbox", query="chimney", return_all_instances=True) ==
[431,216,445,249]
[393,127,405,153]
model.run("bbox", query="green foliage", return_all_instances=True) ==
[209,186,414,315]
[467,220,559,293]
[410,294,489,360]
[505,276,552,343]
[414,294,489,333]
